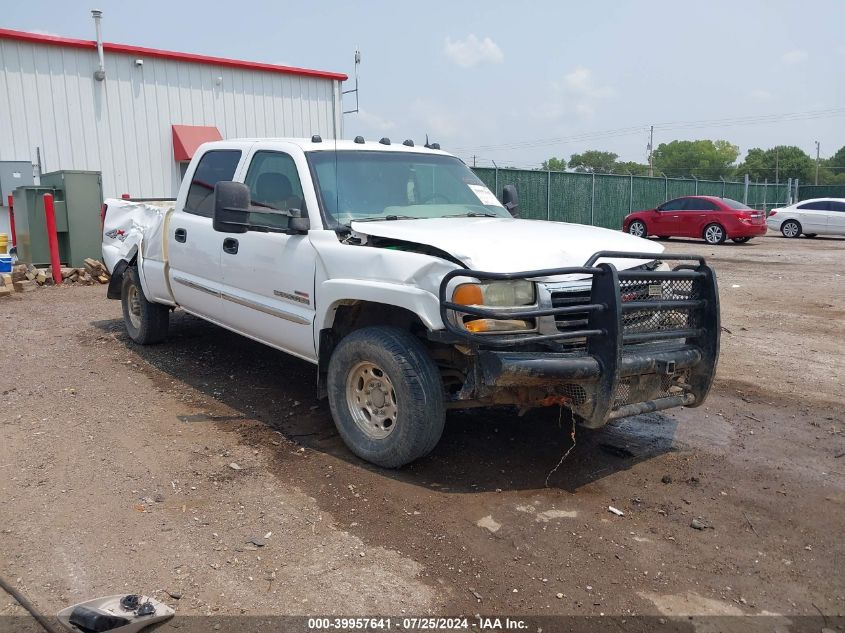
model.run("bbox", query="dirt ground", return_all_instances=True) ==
[1,232,844,628]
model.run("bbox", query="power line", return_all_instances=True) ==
[450,107,845,154]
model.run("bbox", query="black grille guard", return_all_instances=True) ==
[437,250,720,425]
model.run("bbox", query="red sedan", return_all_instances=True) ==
[623,196,767,245]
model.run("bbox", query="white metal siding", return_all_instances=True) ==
[0,38,341,198]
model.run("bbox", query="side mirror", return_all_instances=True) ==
[286,208,310,234]
[502,184,520,218]
[212,181,250,233]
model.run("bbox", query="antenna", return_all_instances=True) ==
[342,49,361,115]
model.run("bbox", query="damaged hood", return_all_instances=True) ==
[350,217,664,273]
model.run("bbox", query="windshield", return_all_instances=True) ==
[307,150,510,227]
[721,198,752,210]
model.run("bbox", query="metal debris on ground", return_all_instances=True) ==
[545,407,576,488]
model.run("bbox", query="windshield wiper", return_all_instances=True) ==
[442,211,500,218]
[350,215,420,223]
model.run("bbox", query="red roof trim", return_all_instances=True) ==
[0,28,347,81]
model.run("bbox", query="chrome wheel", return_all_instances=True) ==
[629,221,646,237]
[345,361,398,439]
[126,284,142,329]
[782,221,800,238]
[704,224,724,244]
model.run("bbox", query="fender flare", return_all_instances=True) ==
[315,279,444,334]
[106,258,132,299]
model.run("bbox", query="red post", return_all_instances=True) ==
[43,193,62,286]
[6,194,15,247]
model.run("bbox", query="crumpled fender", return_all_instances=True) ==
[309,232,461,333]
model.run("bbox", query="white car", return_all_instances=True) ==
[767,198,845,238]
[101,137,720,467]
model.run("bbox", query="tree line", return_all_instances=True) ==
[540,141,845,185]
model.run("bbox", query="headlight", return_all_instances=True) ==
[452,280,535,306]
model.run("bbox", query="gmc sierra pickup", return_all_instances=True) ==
[102,137,719,467]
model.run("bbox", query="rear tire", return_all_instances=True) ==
[327,326,445,468]
[121,266,169,344]
[731,237,751,244]
[703,223,726,245]
[628,220,647,238]
[781,220,801,238]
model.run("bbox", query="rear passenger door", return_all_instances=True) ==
[680,197,718,238]
[168,148,244,322]
[826,200,845,235]
[218,149,318,362]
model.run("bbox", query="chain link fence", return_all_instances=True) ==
[471,167,811,229]
[797,184,845,201]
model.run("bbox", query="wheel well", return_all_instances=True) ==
[318,302,430,394]
[702,222,724,236]
[106,255,137,300]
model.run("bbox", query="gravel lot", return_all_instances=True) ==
[1,232,843,626]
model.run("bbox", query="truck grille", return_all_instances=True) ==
[550,276,701,343]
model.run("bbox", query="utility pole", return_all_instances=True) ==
[775,146,779,185]
[647,125,654,177]
[815,140,820,185]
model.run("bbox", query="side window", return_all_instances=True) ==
[661,198,685,211]
[798,201,829,211]
[682,198,716,211]
[829,201,845,212]
[184,150,242,217]
[243,151,306,229]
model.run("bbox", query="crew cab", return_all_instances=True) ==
[102,137,720,468]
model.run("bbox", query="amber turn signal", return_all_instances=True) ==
[464,319,532,333]
[452,283,483,306]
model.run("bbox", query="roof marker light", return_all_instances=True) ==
[354,135,365,144]
[379,137,391,145]
[403,139,414,147]
[311,134,322,143]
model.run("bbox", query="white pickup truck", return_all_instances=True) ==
[102,137,720,467]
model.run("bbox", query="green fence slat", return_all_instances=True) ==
[470,167,845,228]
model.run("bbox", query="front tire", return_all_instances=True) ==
[121,266,169,344]
[327,326,445,468]
[703,223,726,245]
[781,220,801,238]
[628,220,647,238]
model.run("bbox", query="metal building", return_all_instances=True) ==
[0,18,346,236]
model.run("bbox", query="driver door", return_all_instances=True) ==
[652,198,685,236]
[218,149,318,362]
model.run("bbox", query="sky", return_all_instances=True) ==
[5,0,844,169]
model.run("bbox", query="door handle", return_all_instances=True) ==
[222,238,239,255]
[174,228,187,243]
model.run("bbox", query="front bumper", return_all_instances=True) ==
[434,251,720,427]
